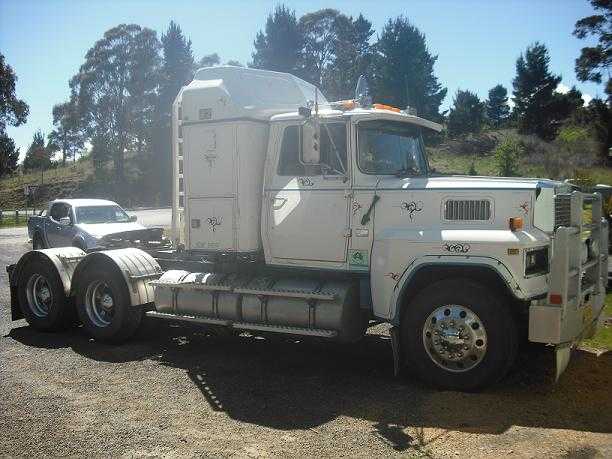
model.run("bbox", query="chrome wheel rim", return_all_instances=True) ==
[84,280,115,328]
[422,305,487,373]
[26,274,53,318]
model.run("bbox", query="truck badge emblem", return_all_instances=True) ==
[443,243,471,253]
[398,201,423,221]
[207,216,223,232]
[352,201,362,215]
[297,177,314,187]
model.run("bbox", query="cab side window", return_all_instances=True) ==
[277,123,347,177]
[49,203,70,221]
[277,126,304,176]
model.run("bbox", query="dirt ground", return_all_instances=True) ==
[1,233,611,458]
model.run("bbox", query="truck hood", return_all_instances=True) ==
[377,175,565,191]
[76,222,147,239]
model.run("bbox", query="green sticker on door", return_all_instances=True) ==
[349,249,369,269]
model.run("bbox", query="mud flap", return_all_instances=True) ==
[390,326,401,376]
[555,343,572,382]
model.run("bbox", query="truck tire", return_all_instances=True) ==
[17,259,73,331]
[32,233,46,250]
[401,279,517,391]
[75,267,142,344]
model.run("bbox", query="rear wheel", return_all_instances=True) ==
[401,279,517,391]
[17,260,73,331]
[75,267,142,343]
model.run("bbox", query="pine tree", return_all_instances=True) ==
[47,100,83,165]
[573,0,611,99]
[486,84,510,127]
[373,17,447,120]
[23,131,51,170]
[324,13,374,100]
[250,5,303,76]
[447,90,485,137]
[512,42,562,140]
[0,133,19,177]
[299,9,343,87]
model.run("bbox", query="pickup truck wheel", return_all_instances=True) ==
[17,260,72,331]
[32,233,46,250]
[401,279,517,391]
[75,267,142,344]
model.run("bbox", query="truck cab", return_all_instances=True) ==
[8,67,609,391]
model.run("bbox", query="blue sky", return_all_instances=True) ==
[0,0,603,159]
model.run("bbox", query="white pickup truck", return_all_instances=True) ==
[27,199,166,251]
[7,67,609,391]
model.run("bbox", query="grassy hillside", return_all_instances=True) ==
[0,154,162,209]
[1,128,611,210]
[428,129,612,184]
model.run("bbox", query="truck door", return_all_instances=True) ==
[46,203,73,247]
[265,122,349,265]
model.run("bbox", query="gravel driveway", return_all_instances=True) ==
[1,237,611,457]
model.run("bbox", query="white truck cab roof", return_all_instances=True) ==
[50,199,119,208]
[270,106,443,132]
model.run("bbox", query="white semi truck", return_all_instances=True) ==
[7,67,609,390]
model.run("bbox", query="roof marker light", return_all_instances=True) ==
[373,103,401,113]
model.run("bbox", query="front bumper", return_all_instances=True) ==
[528,192,609,374]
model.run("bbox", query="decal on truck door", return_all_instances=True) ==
[349,249,369,269]
[207,216,223,232]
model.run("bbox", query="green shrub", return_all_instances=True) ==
[494,139,521,176]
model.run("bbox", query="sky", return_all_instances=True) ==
[0,0,604,160]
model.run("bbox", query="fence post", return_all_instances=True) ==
[0,210,3,225]
[15,210,19,224]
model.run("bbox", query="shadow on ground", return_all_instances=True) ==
[7,318,612,451]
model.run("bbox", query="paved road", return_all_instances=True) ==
[0,207,171,246]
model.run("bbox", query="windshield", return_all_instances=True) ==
[357,120,427,176]
[75,206,131,224]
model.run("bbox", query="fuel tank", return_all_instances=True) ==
[153,270,366,342]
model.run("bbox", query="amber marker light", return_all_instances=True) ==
[373,103,401,112]
[509,217,523,231]
[549,293,563,305]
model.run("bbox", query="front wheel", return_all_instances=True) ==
[75,267,142,343]
[401,279,517,391]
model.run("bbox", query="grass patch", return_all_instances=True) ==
[0,215,28,228]
[581,291,612,351]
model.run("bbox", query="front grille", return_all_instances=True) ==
[444,199,491,221]
[554,194,571,229]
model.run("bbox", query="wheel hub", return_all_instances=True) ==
[423,305,487,372]
[85,281,115,328]
[25,274,53,318]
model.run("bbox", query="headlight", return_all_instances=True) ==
[525,247,549,276]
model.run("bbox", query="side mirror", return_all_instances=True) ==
[59,216,71,226]
[301,120,320,165]
[129,215,137,222]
